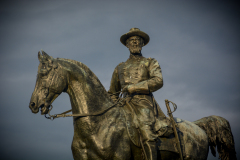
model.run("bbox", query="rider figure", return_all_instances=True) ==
[108,28,172,160]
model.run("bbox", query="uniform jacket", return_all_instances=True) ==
[108,54,163,101]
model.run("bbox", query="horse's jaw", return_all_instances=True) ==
[40,104,50,115]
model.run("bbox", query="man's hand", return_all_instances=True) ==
[127,84,136,94]
[122,85,136,94]
[122,86,129,93]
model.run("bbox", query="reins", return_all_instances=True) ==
[45,91,126,120]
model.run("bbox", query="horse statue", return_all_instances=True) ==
[29,51,237,160]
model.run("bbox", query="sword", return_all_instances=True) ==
[165,99,184,160]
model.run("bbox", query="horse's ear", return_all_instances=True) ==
[42,50,51,60]
[38,51,43,61]
[42,50,54,63]
[41,50,57,68]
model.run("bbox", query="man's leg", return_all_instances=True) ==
[144,140,157,160]
[140,124,158,160]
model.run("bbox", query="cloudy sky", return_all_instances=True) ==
[0,1,239,160]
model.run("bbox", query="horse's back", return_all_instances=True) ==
[175,117,209,160]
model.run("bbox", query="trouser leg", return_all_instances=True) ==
[144,141,157,160]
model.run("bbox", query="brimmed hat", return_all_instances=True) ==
[120,28,150,46]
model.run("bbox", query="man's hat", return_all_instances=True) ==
[120,28,150,46]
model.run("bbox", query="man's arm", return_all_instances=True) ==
[108,65,122,102]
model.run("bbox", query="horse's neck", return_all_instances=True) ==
[64,63,113,116]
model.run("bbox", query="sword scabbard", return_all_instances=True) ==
[165,99,184,160]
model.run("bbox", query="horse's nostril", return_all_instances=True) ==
[31,102,35,107]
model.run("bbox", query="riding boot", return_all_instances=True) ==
[144,141,157,160]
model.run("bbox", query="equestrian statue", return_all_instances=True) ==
[29,28,237,160]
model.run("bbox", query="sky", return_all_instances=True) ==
[0,0,239,160]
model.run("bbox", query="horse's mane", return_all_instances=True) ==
[56,57,114,113]
[57,58,99,81]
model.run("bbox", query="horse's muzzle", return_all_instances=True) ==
[29,101,39,114]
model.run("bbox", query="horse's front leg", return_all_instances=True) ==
[71,135,88,160]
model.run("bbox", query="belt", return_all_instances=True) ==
[123,92,152,97]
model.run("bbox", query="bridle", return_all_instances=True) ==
[44,91,126,121]
[39,62,64,119]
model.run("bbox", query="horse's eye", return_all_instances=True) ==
[43,88,48,95]
[42,63,46,69]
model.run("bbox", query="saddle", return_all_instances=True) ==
[121,101,183,154]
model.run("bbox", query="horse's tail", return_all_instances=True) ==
[193,115,237,160]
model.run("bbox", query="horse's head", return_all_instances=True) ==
[29,51,67,115]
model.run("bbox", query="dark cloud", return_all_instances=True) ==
[0,0,239,159]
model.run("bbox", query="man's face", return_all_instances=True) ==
[126,36,143,54]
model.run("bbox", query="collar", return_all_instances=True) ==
[129,53,143,60]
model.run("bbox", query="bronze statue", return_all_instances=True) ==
[29,29,237,160]
[108,28,173,160]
